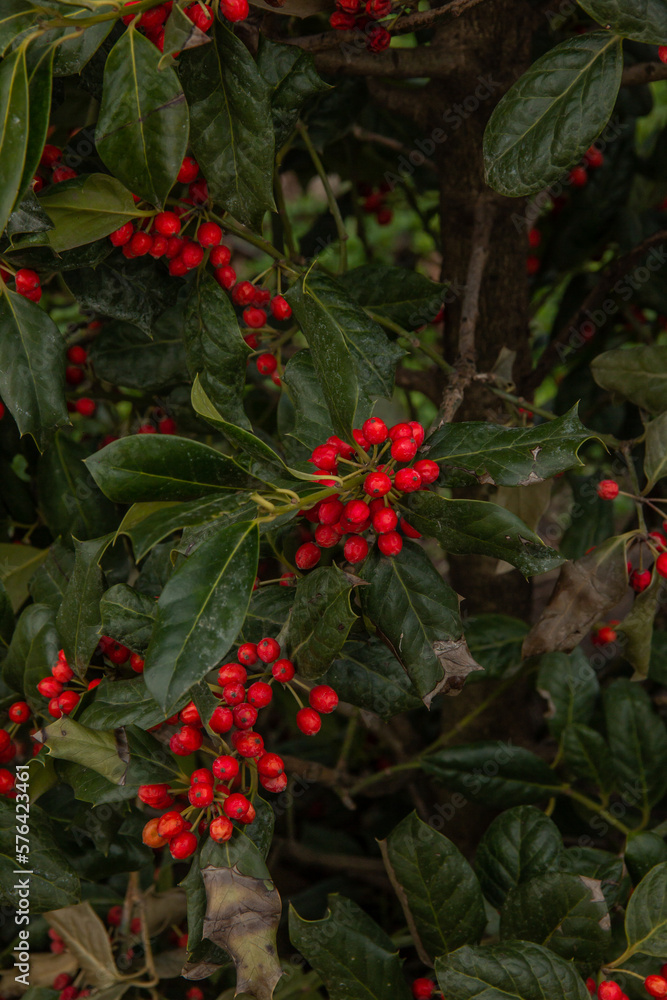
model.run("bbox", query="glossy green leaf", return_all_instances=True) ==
[50,9,114,76]
[625,833,667,887]
[143,520,259,713]
[463,614,528,680]
[199,821,271,879]
[0,798,80,912]
[500,871,610,967]
[79,676,166,730]
[402,491,564,577]
[536,648,598,737]
[86,434,253,503]
[289,895,412,1000]
[285,271,403,440]
[281,349,334,455]
[359,542,481,706]
[0,543,49,611]
[29,174,138,253]
[89,315,187,393]
[257,37,329,146]
[118,495,248,562]
[18,44,53,207]
[622,861,667,958]
[183,272,250,428]
[436,941,590,1000]
[562,723,615,794]
[37,432,118,541]
[56,536,111,677]
[2,603,55,693]
[423,742,561,807]
[286,566,358,678]
[557,847,627,910]
[122,725,176,783]
[474,805,563,909]
[591,345,667,414]
[604,679,667,813]
[0,48,28,236]
[0,2,37,56]
[340,265,445,329]
[484,33,622,197]
[322,639,422,720]
[179,18,274,229]
[65,256,180,337]
[0,286,69,450]
[381,812,486,963]
[96,25,188,208]
[423,406,591,487]
[161,3,212,60]
[7,189,53,238]
[577,0,667,43]
[99,583,157,651]
[35,717,128,783]
[241,584,294,642]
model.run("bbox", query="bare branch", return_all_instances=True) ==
[621,61,667,87]
[351,124,437,171]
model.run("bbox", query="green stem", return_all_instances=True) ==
[564,788,632,836]
[490,387,557,423]
[274,168,297,259]
[297,121,348,273]
[348,760,422,797]
[365,310,452,373]
[208,210,289,265]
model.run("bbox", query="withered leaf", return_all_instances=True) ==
[522,535,629,658]
[619,577,663,680]
[431,639,483,698]
[182,865,282,1000]
[44,903,120,988]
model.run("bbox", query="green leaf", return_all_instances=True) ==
[18,44,53,207]
[536,648,598,737]
[161,3,212,60]
[86,434,253,503]
[56,536,110,677]
[49,8,114,76]
[423,742,561,807]
[28,543,73,611]
[0,543,48,611]
[281,349,334,455]
[644,413,667,490]
[122,724,176,783]
[401,492,564,577]
[118,495,248,562]
[359,542,481,706]
[79,676,169,730]
[619,577,661,679]
[484,33,622,197]
[257,37,330,146]
[604,679,667,813]
[500,871,610,967]
[96,24,188,208]
[321,639,422,720]
[289,895,412,1000]
[577,0,667,43]
[65,255,180,337]
[0,2,37,56]
[623,861,667,958]
[3,603,55,693]
[591,345,667,414]
[474,805,563,909]
[0,580,15,649]
[436,941,590,1000]
[286,566,358,678]
[37,432,118,541]
[242,584,294,642]
[463,614,528,680]
[29,174,138,253]
[36,716,128,783]
[557,847,627,910]
[562,724,616,794]
[7,188,53,239]
[423,406,591,487]
[285,271,403,440]
[99,583,157,651]
[0,48,28,236]
[179,18,275,229]
[143,520,259,713]
[380,812,486,963]
[183,272,250,428]
[625,833,667,886]
[89,315,187,393]
[340,265,445,330]
[0,798,80,912]
[0,286,69,450]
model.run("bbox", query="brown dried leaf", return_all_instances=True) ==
[44,903,120,989]
[619,577,662,680]
[430,638,483,699]
[183,865,282,1000]
[143,887,188,936]
[522,535,629,658]
[2,951,77,994]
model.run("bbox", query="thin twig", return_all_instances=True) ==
[621,61,667,87]
[297,121,349,272]
[351,124,437,172]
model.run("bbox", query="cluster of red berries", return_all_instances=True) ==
[358,181,393,226]
[33,142,77,194]
[587,972,667,1000]
[50,969,90,1000]
[122,0,248,49]
[597,479,667,592]
[1,267,43,302]
[329,0,392,51]
[293,417,438,570]
[137,637,338,859]
[227,280,292,383]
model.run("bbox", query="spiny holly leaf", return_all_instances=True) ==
[422,406,592,487]
[118,495,251,562]
[18,43,53,208]
[286,566,358,678]
[37,431,118,541]
[2,602,55,693]
[256,37,330,147]
[285,270,403,441]
[423,742,561,807]
[359,541,482,706]
[89,314,187,393]
[577,0,667,43]
[282,349,335,456]
[380,812,486,964]
[321,639,422,720]
[340,265,445,330]
[34,717,128,784]
[143,520,259,714]
[0,543,49,612]
[591,345,667,414]
[436,941,591,1000]
[96,24,188,208]
[618,576,661,679]
[474,805,562,909]
[603,679,667,813]
[79,676,166,731]
[401,492,564,577]
[289,895,412,1000]
[0,798,80,912]
[483,33,622,197]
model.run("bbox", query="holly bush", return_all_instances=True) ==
[4,1,667,999]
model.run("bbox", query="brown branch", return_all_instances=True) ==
[351,124,436,171]
[520,229,667,395]
[621,61,667,87]
[313,44,448,78]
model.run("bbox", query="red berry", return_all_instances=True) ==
[9,701,30,724]
[412,980,434,1000]
[75,397,96,417]
[586,979,597,995]
[181,242,204,269]
[217,662,247,685]
[210,245,231,267]
[222,681,246,706]
[214,265,237,290]
[296,707,321,735]
[168,257,189,277]
[391,437,417,462]
[330,10,356,27]
[232,281,256,306]
[597,480,619,500]
[656,553,667,579]
[128,231,152,257]
[260,771,288,792]
[644,978,667,998]
[598,984,622,1000]
[53,976,72,992]
[659,46,667,64]
[158,417,177,434]
[185,3,214,30]
[15,269,40,293]
[179,701,202,726]
[309,684,338,713]
[136,423,157,434]
[408,421,425,445]
[191,767,214,785]
[139,4,167,29]
[315,524,340,548]
[270,295,292,320]
[0,768,14,794]
[177,724,203,752]
[372,507,397,533]
[196,221,221,247]
[57,690,80,715]
[364,471,392,497]
[362,417,388,444]
[107,641,130,664]
[157,811,186,839]
[165,235,184,259]
[296,542,321,570]
[311,444,339,471]
[40,143,61,167]
[394,468,422,492]
[346,499,370,523]
[66,366,85,385]
[318,498,344,524]
[38,677,63,698]
[224,792,251,819]
[212,755,239,780]
[188,783,214,807]
[593,625,617,645]
[169,831,197,859]
[343,536,369,564]
[256,353,277,375]
[247,681,273,708]
[138,783,170,806]
[154,211,180,236]
[110,221,134,246]
[528,228,541,248]
[210,815,234,842]
[210,706,233,733]
[257,753,284,778]
[400,517,421,539]
[272,658,295,682]
[353,428,370,450]
[235,731,264,757]
[53,165,77,183]
[219,0,248,19]
[378,531,403,556]
[584,146,604,169]
[177,156,199,183]
[243,306,266,328]
[237,642,258,665]
[233,702,258,729]
[257,637,281,663]
[569,165,588,188]
[413,459,439,484]
[67,345,87,365]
